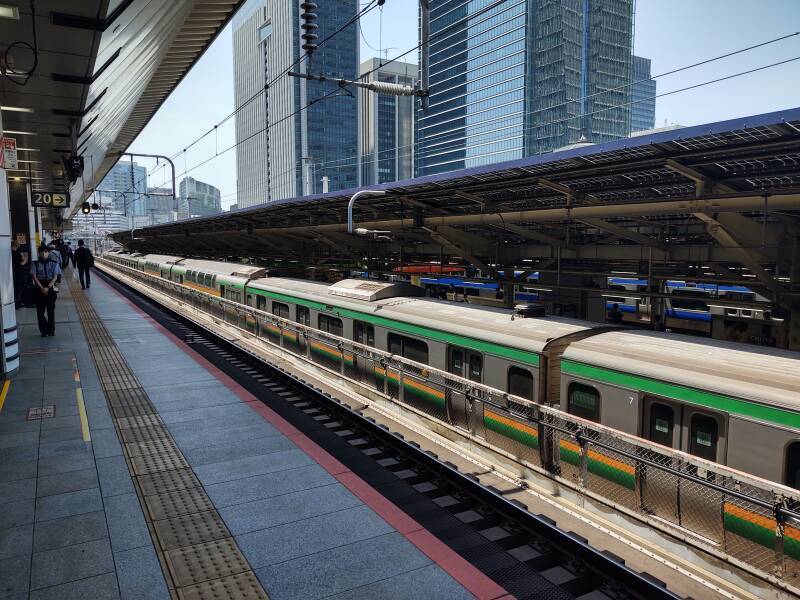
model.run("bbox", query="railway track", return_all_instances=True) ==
[100,269,681,600]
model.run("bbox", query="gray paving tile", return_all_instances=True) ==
[170,423,275,450]
[238,505,393,569]
[0,477,35,505]
[38,424,85,444]
[91,428,123,458]
[254,533,431,600]
[37,450,94,477]
[220,483,362,535]
[0,498,34,529]
[105,493,150,552]
[37,468,98,498]
[136,366,217,388]
[325,563,475,600]
[183,434,295,467]
[0,431,38,449]
[30,538,115,590]
[114,545,170,600]
[0,419,41,434]
[150,392,240,414]
[33,511,109,552]
[86,405,114,430]
[96,456,135,497]
[29,572,120,600]
[0,553,31,598]
[0,525,33,560]
[39,414,81,431]
[36,488,103,522]
[0,443,38,463]
[193,449,314,486]
[38,439,90,459]
[166,413,265,438]
[205,464,335,508]
[159,403,255,425]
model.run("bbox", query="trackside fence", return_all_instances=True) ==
[99,258,800,592]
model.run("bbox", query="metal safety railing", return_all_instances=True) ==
[99,258,800,591]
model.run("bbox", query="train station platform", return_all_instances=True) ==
[0,269,501,599]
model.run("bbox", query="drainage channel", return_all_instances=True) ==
[71,284,269,600]
[99,270,681,600]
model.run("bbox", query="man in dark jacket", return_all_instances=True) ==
[74,239,94,289]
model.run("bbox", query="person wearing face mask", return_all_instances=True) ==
[30,244,62,337]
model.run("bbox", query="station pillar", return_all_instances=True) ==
[0,113,20,376]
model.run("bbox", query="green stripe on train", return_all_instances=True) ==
[374,369,445,409]
[559,442,636,490]
[562,360,800,430]
[483,413,539,449]
[723,512,776,551]
[248,288,540,367]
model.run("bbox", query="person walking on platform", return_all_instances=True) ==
[31,244,62,337]
[11,240,27,309]
[74,239,94,289]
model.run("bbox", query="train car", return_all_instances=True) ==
[561,330,800,487]
[605,278,650,325]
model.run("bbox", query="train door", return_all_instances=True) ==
[353,321,376,386]
[640,397,683,524]
[446,347,481,431]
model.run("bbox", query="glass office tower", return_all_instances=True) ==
[233,0,359,206]
[630,55,656,133]
[416,0,634,177]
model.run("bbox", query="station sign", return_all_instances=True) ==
[32,192,70,208]
[0,136,17,169]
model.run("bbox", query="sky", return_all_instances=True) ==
[127,0,800,210]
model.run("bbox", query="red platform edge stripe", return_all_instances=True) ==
[96,276,512,600]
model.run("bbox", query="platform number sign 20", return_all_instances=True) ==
[32,192,69,208]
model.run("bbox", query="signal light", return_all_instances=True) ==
[81,201,90,214]
[91,202,99,210]
[300,1,318,55]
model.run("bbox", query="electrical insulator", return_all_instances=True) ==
[300,1,318,55]
[81,201,91,214]
[366,81,415,96]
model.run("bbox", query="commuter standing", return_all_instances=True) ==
[11,241,27,309]
[608,303,624,325]
[64,242,74,268]
[74,239,94,289]
[31,244,62,336]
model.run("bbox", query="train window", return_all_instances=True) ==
[567,383,600,422]
[272,302,289,319]
[647,403,675,448]
[256,295,267,311]
[688,414,718,461]
[354,321,374,346]
[507,367,534,400]
[468,354,482,383]
[296,306,310,326]
[671,291,709,311]
[387,333,429,365]
[448,349,464,376]
[318,314,343,337]
[785,442,800,489]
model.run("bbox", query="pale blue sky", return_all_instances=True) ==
[128,0,800,209]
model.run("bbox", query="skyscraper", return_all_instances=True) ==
[232,0,359,207]
[358,58,416,186]
[96,161,147,215]
[415,0,634,177]
[178,177,221,219]
[630,55,656,133]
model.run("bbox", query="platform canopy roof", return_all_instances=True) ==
[0,0,243,221]
[114,107,800,305]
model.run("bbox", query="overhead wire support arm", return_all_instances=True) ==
[287,71,427,97]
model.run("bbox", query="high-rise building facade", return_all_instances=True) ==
[358,58,416,186]
[140,187,176,225]
[96,161,147,215]
[178,177,221,219]
[630,55,656,133]
[233,0,359,207]
[416,0,634,177]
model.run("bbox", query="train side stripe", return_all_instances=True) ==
[559,439,636,490]
[562,360,800,429]
[722,502,800,560]
[483,409,539,449]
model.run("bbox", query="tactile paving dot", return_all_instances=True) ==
[126,438,181,457]
[177,571,270,600]
[120,424,171,443]
[132,452,189,476]
[145,486,215,521]
[165,538,250,586]
[116,414,164,429]
[154,510,230,551]
[138,468,200,497]
[106,388,151,408]
[112,402,157,418]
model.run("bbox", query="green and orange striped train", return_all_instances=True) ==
[104,251,800,556]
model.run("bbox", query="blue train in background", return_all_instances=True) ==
[419,271,540,303]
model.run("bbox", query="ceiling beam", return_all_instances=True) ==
[664,158,736,197]
[492,222,573,249]
[575,218,666,249]
[422,226,496,277]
